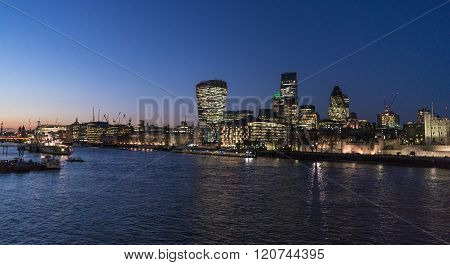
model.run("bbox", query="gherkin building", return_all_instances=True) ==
[328,85,349,122]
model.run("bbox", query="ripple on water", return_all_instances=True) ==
[0,147,449,244]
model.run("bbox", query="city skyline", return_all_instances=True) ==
[1,0,449,128]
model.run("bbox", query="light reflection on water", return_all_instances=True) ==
[0,146,449,244]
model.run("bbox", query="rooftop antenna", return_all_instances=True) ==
[92,107,95,122]
[97,109,100,122]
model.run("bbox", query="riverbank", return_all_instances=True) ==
[258,151,450,169]
[66,143,450,169]
[174,149,256,158]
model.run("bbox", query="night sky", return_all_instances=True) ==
[0,0,449,128]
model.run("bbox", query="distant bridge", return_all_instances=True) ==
[0,136,29,143]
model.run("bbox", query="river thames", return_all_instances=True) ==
[0,147,449,244]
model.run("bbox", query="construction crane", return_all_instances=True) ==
[383,92,399,111]
[118,113,126,125]
[114,112,121,125]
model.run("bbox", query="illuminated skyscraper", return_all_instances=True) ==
[280,72,298,99]
[195,80,228,127]
[328,85,349,122]
[279,72,299,124]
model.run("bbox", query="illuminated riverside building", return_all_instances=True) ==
[424,112,450,145]
[402,122,425,145]
[219,118,286,150]
[35,123,67,143]
[400,107,449,146]
[328,85,349,122]
[219,119,250,148]
[318,119,344,132]
[377,109,400,129]
[67,118,87,143]
[298,105,319,130]
[86,121,109,144]
[195,80,228,127]
[144,125,165,145]
[103,124,133,144]
[417,108,430,124]
[195,79,228,144]
[248,121,286,150]
[223,110,253,122]
[257,108,280,123]
[173,121,194,146]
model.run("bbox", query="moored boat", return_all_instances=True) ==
[41,156,61,169]
[21,143,72,155]
[67,157,84,162]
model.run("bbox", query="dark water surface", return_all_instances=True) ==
[0,147,449,244]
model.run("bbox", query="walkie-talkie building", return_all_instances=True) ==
[195,80,228,127]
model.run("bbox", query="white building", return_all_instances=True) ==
[424,112,450,145]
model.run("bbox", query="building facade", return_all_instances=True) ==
[223,110,253,122]
[248,121,286,150]
[328,85,349,122]
[279,72,299,124]
[195,80,228,127]
[424,112,450,145]
[298,105,319,130]
[402,123,425,145]
[377,109,400,129]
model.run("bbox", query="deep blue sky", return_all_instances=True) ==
[0,0,449,127]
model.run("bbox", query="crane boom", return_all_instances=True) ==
[389,93,399,109]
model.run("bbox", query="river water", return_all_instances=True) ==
[0,146,449,244]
